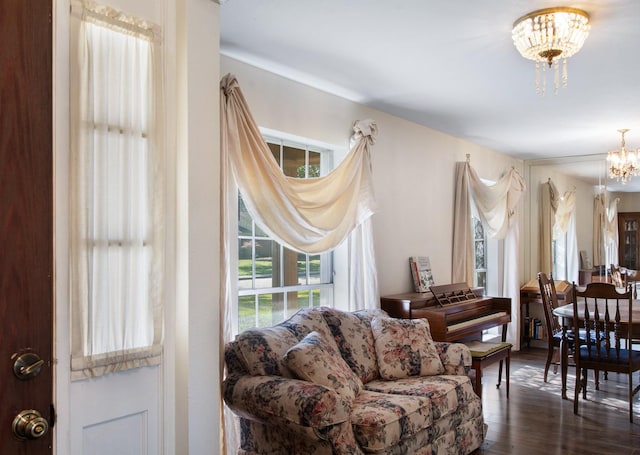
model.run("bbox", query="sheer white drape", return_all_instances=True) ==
[219,73,379,452]
[550,185,578,282]
[604,198,620,265]
[605,197,620,268]
[593,193,606,268]
[452,161,525,348]
[69,2,164,378]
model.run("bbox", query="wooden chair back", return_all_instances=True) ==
[571,282,633,365]
[537,272,562,338]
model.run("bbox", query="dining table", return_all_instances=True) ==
[552,299,640,399]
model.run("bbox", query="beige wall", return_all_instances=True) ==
[616,192,640,212]
[221,56,525,296]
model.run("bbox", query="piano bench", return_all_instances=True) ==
[466,341,512,399]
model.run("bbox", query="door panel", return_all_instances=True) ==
[0,1,53,454]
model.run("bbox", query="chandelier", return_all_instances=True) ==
[607,129,639,184]
[512,7,590,95]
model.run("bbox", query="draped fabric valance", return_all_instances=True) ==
[553,190,576,240]
[540,179,578,281]
[220,74,377,254]
[466,164,525,240]
[452,161,525,282]
[593,193,620,272]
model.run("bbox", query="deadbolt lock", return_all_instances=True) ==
[12,410,49,440]
[12,352,44,380]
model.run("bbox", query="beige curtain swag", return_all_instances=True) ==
[220,74,377,254]
[452,161,525,283]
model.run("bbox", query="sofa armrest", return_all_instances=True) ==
[435,342,472,375]
[223,374,351,428]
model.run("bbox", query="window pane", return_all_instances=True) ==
[475,240,486,269]
[255,222,268,238]
[238,195,252,236]
[283,145,306,177]
[259,292,285,327]
[309,254,321,284]
[476,272,487,290]
[238,239,254,290]
[238,295,256,331]
[474,218,484,240]
[268,142,281,166]
[308,151,321,177]
[256,239,277,288]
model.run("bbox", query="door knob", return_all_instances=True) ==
[12,352,45,380]
[12,410,49,440]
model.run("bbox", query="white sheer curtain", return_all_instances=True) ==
[69,2,164,378]
[452,161,526,348]
[553,190,578,283]
[593,193,606,269]
[220,73,378,452]
[605,197,620,268]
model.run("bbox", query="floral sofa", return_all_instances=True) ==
[223,307,485,454]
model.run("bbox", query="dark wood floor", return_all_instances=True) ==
[472,348,640,455]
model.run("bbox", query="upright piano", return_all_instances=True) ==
[380,283,511,342]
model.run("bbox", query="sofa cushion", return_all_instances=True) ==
[280,307,333,340]
[370,317,444,380]
[284,331,364,402]
[236,325,299,377]
[235,308,332,378]
[364,375,477,421]
[350,389,433,452]
[321,307,386,383]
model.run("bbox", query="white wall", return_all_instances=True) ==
[221,56,524,296]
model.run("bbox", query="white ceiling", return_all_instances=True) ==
[219,0,640,190]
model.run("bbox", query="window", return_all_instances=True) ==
[472,216,487,290]
[237,137,335,331]
[70,5,163,377]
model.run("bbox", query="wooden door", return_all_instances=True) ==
[618,212,640,270]
[0,1,53,454]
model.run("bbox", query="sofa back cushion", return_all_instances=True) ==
[234,308,332,378]
[321,307,386,383]
[284,331,364,402]
[235,325,299,377]
[371,316,444,380]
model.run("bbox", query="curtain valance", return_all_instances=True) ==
[220,74,377,254]
[466,163,526,240]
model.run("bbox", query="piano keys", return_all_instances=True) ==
[380,283,511,342]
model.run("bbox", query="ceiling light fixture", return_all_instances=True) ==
[512,7,590,95]
[607,129,639,184]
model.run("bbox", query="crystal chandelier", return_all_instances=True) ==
[607,129,639,184]
[512,7,590,95]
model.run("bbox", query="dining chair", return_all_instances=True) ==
[538,272,563,382]
[538,272,600,384]
[571,282,640,422]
